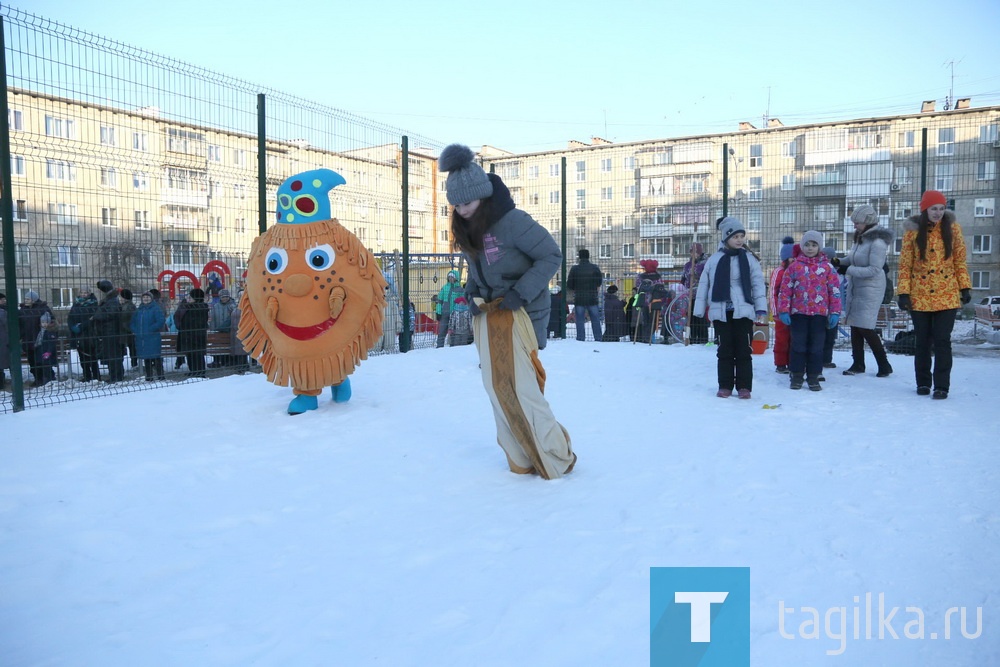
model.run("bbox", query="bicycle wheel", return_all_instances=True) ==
[664,293,689,344]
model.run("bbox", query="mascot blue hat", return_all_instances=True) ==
[276,168,346,224]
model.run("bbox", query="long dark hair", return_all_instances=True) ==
[451,197,498,256]
[915,210,953,261]
[853,222,878,245]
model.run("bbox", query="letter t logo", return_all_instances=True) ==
[674,591,729,642]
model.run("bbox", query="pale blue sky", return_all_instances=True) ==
[13,0,1000,153]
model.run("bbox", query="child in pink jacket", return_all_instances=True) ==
[776,231,842,391]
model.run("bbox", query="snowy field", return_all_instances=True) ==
[1,332,998,666]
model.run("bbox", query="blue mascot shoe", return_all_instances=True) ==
[331,377,352,403]
[288,394,319,415]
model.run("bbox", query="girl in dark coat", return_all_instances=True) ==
[601,286,627,341]
[68,289,101,382]
[92,280,125,383]
[176,288,209,377]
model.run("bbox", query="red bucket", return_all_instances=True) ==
[751,330,768,355]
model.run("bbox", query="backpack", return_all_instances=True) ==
[885,330,916,355]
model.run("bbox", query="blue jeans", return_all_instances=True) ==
[789,314,828,376]
[574,305,602,341]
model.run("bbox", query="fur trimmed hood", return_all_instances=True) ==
[903,210,955,232]
[860,224,895,244]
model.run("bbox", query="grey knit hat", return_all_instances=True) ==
[438,144,493,206]
[850,204,878,226]
[718,216,745,244]
[801,230,824,247]
[25,290,39,302]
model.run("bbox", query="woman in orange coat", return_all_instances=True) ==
[896,191,972,399]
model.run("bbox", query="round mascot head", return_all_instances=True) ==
[239,169,387,391]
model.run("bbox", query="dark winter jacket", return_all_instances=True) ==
[92,291,124,361]
[0,306,9,372]
[175,300,209,354]
[18,299,54,349]
[131,301,166,359]
[602,291,628,340]
[566,259,603,306]
[68,294,100,355]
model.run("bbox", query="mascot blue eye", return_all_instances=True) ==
[305,244,335,271]
[265,247,289,274]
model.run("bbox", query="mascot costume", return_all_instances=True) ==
[238,169,387,414]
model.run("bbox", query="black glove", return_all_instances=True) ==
[897,294,912,311]
[499,290,525,311]
[468,299,482,316]
[960,288,971,305]
[837,264,848,275]
[830,257,840,267]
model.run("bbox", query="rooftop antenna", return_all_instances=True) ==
[942,58,963,110]
[763,86,771,127]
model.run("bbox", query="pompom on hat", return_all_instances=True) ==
[96,279,114,294]
[779,236,795,262]
[919,190,947,212]
[438,144,493,206]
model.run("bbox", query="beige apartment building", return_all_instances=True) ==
[2,89,446,309]
[4,88,999,310]
[481,102,1000,296]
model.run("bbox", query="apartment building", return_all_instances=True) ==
[482,102,1000,296]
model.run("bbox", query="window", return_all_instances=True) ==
[549,163,560,177]
[45,115,76,139]
[622,243,635,258]
[234,183,246,199]
[50,288,73,309]
[135,210,151,230]
[893,237,904,254]
[971,271,990,290]
[749,144,763,168]
[208,144,222,162]
[937,127,955,156]
[100,167,117,188]
[8,109,22,131]
[600,158,612,173]
[625,184,636,199]
[575,189,586,210]
[640,238,671,255]
[895,202,914,220]
[575,216,586,239]
[167,128,205,156]
[528,165,539,179]
[623,214,636,229]
[166,244,194,265]
[45,159,76,182]
[974,198,995,217]
[782,141,797,158]
[10,154,25,176]
[748,176,763,201]
[439,205,449,217]
[972,235,992,254]
[600,186,613,201]
[600,215,612,230]
[13,199,27,222]
[599,244,611,259]
[781,174,796,191]
[575,161,586,181]
[549,191,560,204]
[745,208,762,230]
[101,207,119,227]
[897,130,914,148]
[132,132,148,151]
[15,244,30,265]
[894,166,911,185]
[236,217,248,234]
[136,249,153,268]
[549,218,559,232]
[812,203,840,225]
[623,156,636,170]
[52,245,80,267]
[100,126,117,146]
[934,164,953,191]
[47,203,78,225]
[133,171,149,190]
[529,193,539,206]
[977,161,996,181]
[780,206,796,224]
[979,124,998,144]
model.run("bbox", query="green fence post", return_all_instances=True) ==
[257,93,268,234]
[399,136,411,353]
[0,17,24,411]
[560,155,568,339]
[722,142,730,218]
[920,128,928,194]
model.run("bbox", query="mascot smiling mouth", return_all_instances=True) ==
[275,317,337,341]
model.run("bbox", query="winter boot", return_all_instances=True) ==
[331,377,352,403]
[807,374,823,391]
[789,373,804,390]
[775,365,789,374]
[872,336,892,377]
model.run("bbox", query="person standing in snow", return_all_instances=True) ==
[566,248,603,342]
[434,270,464,348]
[895,190,972,400]
[18,290,55,386]
[694,217,767,399]
[440,143,575,479]
[768,237,795,374]
[832,204,894,379]
[776,231,842,392]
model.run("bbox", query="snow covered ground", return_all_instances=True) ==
[1,335,998,666]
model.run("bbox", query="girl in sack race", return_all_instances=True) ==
[439,144,576,479]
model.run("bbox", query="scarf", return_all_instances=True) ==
[711,247,752,306]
